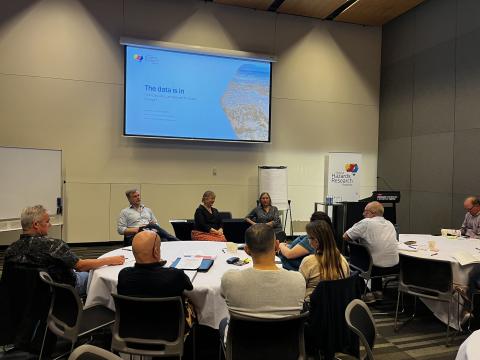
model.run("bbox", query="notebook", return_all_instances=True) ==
[171,257,214,272]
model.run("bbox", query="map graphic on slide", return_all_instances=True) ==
[221,64,270,141]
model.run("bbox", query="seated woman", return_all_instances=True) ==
[191,190,226,242]
[277,211,333,271]
[299,220,350,300]
[245,192,285,240]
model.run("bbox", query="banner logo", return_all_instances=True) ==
[344,163,359,175]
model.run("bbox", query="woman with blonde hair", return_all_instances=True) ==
[299,220,349,300]
[192,190,226,242]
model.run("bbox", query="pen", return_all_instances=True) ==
[122,248,132,251]
[431,253,438,256]
[408,245,417,249]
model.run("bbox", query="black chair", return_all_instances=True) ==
[222,312,309,360]
[218,212,232,220]
[0,263,53,354]
[223,219,251,243]
[306,273,361,359]
[111,293,187,359]
[38,272,115,359]
[68,345,122,360]
[169,220,195,240]
[347,240,398,296]
[394,254,455,345]
[345,299,376,360]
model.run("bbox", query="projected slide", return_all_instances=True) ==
[125,46,271,142]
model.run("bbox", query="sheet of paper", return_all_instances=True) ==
[452,251,480,266]
[176,256,203,270]
[398,243,418,252]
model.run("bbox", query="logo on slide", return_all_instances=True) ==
[344,163,359,175]
[133,54,144,62]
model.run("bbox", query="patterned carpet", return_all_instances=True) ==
[0,244,471,359]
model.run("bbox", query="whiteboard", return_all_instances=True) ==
[258,166,288,211]
[0,147,62,220]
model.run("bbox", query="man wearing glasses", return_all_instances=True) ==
[460,197,480,239]
[343,201,398,303]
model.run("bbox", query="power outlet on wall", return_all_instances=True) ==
[212,168,217,176]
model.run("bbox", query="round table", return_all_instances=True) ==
[84,241,254,329]
[398,234,480,330]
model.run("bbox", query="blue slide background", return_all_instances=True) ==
[125,45,271,141]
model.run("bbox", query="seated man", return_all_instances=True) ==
[117,230,195,334]
[5,205,125,296]
[220,224,305,340]
[343,201,398,302]
[117,230,193,297]
[460,196,480,239]
[117,189,178,246]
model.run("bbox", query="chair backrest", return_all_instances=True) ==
[39,271,83,343]
[223,219,251,243]
[308,273,361,359]
[169,220,195,240]
[68,344,122,360]
[398,254,453,300]
[347,240,373,279]
[345,299,376,360]
[226,312,309,360]
[0,263,52,351]
[218,211,233,220]
[111,293,185,357]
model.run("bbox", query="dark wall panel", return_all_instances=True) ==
[379,0,480,234]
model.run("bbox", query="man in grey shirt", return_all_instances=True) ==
[221,224,305,319]
[460,196,480,239]
[117,189,178,246]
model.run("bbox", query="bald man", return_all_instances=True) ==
[460,197,480,239]
[343,201,398,302]
[117,231,193,297]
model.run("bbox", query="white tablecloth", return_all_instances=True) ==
[84,241,253,329]
[398,234,480,329]
[456,329,480,360]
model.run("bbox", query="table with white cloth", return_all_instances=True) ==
[398,234,480,330]
[455,329,480,360]
[84,241,256,329]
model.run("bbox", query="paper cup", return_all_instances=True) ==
[428,240,436,251]
[226,242,237,254]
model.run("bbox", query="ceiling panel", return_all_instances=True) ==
[213,0,273,11]
[335,0,426,26]
[278,0,346,19]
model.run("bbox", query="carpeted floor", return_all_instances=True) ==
[0,244,471,359]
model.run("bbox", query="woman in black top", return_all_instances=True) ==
[192,191,227,242]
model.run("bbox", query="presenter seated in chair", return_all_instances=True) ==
[343,201,398,303]
[277,211,333,271]
[245,192,286,241]
[5,205,124,296]
[191,190,226,241]
[299,220,349,302]
[117,189,179,246]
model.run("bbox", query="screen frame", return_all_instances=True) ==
[122,38,275,144]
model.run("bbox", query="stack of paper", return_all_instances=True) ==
[175,257,203,270]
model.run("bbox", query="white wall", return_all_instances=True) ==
[0,0,381,244]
